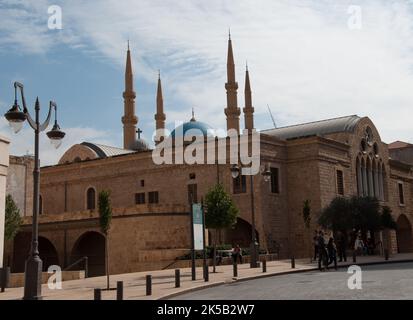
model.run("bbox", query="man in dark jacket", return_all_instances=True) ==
[336,231,347,262]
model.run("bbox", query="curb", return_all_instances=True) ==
[158,258,413,300]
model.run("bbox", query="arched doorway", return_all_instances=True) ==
[38,237,60,271]
[223,218,259,248]
[70,231,105,277]
[12,233,59,272]
[396,215,413,253]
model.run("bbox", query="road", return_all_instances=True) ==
[173,262,413,300]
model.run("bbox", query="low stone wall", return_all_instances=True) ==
[9,271,85,288]
[165,253,280,270]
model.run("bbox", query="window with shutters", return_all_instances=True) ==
[336,170,344,195]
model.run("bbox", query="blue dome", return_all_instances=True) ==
[171,119,214,138]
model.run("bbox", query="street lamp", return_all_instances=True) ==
[231,163,271,268]
[4,82,65,300]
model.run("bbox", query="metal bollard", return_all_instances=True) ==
[0,267,10,293]
[291,256,295,269]
[204,264,209,282]
[84,257,89,278]
[116,281,123,300]
[146,275,152,296]
[385,249,389,261]
[353,251,357,263]
[233,262,238,277]
[94,288,102,300]
[262,259,267,273]
[175,269,180,288]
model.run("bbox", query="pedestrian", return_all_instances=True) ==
[336,230,347,262]
[354,235,364,256]
[327,237,337,270]
[317,231,328,271]
[313,230,319,262]
[232,245,243,264]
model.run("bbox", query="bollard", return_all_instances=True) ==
[334,258,337,271]
[233,262,238,278]
[116,281,123,300]
[94,288,102,300]
[385,249,389,261]
[175,269,180,288]
[146,275,152,296]
[262,259,267,273]
[291,256,295,269]
[84,257,89,278]
[352,251,357,263]
[0,267,10,293]
[204,264,209,282]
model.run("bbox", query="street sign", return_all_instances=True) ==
[192,203,204,250]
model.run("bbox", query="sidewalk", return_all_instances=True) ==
[1,253,413,300]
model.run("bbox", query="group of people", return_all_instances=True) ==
[313,230,348,271]
[353,235,376,256]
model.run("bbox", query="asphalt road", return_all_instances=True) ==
[173,262,413,300]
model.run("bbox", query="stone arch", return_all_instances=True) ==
[12,233,59,272]
[86,187,96,211]
[381,163,387,201]
[356,157,362,196]
[366,157,374,197]
[396,214,413,253]
[222,218,259,248]
[70,231,106,277]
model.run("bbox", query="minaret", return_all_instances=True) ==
[224,31,241,134]
[122,41,138,149]
[154,71,166,144]
[243,63,255,132]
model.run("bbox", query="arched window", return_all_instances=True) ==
[86,188,96,210]
[39,195,43,215]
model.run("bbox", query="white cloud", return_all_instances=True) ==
[0,117,119,166]
[1,0,413,147]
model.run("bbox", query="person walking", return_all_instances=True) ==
[336,231,347,262]
[232,245,243,264]
[354,235,364,256]
[327,237,338,270]
[313,230,319,262]
[317,231,327,271]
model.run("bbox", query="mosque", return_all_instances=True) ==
[4,35,413,276]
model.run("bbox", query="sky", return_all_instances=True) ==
[0,0,413,165]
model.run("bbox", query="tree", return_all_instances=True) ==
[204,183,239,272]
[318,196,353,232]
[98,190,112,290]
[380,206,397,230]
[319,196,388,235]
[4,195,22,241]
[350,196,381,234]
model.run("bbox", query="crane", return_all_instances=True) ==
[267,104,277,128]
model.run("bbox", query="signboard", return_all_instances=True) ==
[192,203,204,250]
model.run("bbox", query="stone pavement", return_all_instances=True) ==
[1,253,412,300]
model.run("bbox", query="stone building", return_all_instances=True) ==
[6,155,34,217]
[0,135,10,268]
[5,36,413,276]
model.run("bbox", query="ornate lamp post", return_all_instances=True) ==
[4,82,65,300]
[231,163,271,268]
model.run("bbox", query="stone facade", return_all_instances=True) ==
[6,155,34,217]
[0,135,10,268]
[5,37,413,277]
